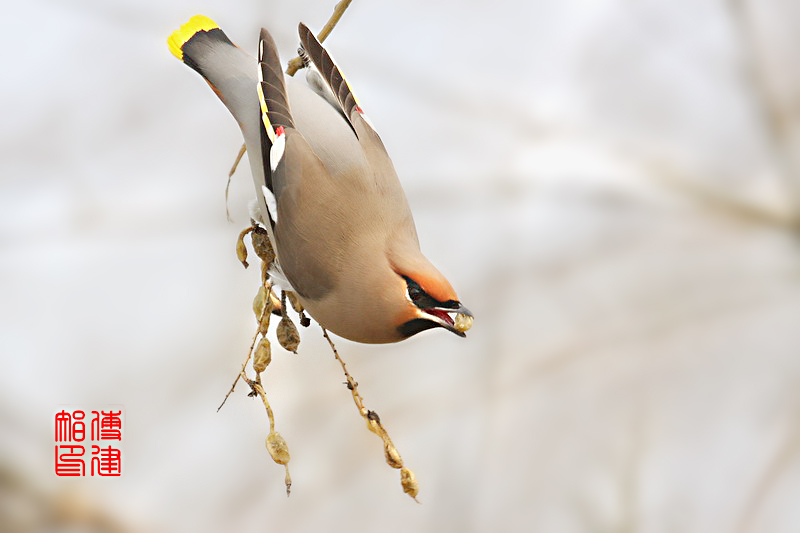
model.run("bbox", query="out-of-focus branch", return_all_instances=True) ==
[728,0,800,229]
[643,155,796,229]
[286,0,353,76]
[736,428,800,532]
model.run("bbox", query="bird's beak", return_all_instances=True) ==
[422,302,473,338]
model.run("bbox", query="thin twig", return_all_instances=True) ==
[243,373,292,495]
[217,317,261,412]
[243,373,276,432]
[227,0,354,214]
[218,275,272,412]
[225,143,247,221]
[320,326,420,501]
[643,155,796,229]
[322,328,365,412]
[727,0,800,229]
[286,0,354,76]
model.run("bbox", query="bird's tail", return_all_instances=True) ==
[167,15,262,150]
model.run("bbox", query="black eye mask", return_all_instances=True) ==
[402,276,458,310]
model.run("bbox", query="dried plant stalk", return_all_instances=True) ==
[286,0,354,76]
[218,309,264,412]
[218,265,277,411]
[225,143,248,221]
[236,226,254,268]
[220,229,293,494]
[216,0,422,501]
[320,327,420,501]
[222,225,420,499]
[243,374,292,495]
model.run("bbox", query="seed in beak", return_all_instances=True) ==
[454,313,473,333]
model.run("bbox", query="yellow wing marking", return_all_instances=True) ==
[256,65,277,144]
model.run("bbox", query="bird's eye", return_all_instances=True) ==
[402,276,461,311]
[402,276,437,309]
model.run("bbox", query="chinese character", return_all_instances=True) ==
[55,407,123,477]
[55,410,86,442]
[91,411,122,441]
[55,445,85,476]
[91,445,122,476]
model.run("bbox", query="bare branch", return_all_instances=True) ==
[727,0,800,228]
[286,0,354,76]
[321,327,420,501]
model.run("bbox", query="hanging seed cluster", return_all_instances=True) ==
[229,222,307,496]
[242,223,303,358]
[321,328,420,501]
[228,222,420,500]
[220,3,423,501]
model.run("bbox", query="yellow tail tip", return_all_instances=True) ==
[167,14,219,60]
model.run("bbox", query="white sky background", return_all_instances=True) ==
[2,0,800,531]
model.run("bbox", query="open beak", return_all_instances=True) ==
[422,303,473,338]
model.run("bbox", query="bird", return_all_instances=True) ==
[167,15,472,344]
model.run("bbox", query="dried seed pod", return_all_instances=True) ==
[384,443,403,469]
[299,312,311,328]
[253,286,267,319]
[268,290,282,314]
[366,411,381,435]
[236,234,249,268]
[259,312,271,336]
[251,227,275,265]
[277,315,300,353]
[286,291,304,313]
[253,338,272,373]
[258,292,275,335]
[454,313,473,333]
[266,431,290,465]
[366,418,381,435]
[260,260,270,284]
[400,467,419,500]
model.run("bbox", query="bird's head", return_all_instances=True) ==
[390,260,473,340]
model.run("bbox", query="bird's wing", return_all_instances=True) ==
[257,27,348,300]
[297,23,396,174]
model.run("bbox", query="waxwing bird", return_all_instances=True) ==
[168,15,472,343]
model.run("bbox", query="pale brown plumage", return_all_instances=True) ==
[169,16,472,343]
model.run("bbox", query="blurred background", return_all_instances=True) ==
[2,0,800,531]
